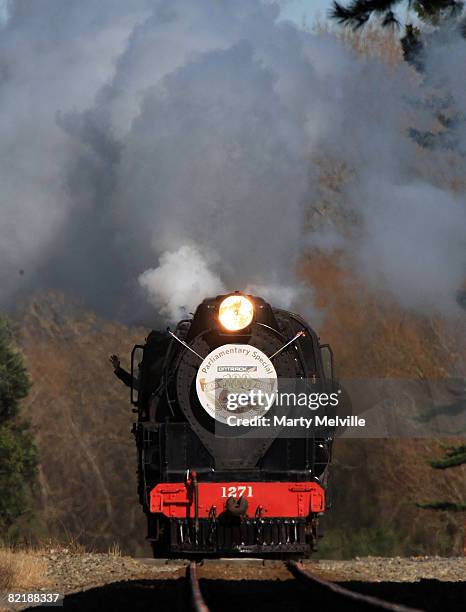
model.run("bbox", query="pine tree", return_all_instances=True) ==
[330,1,466,69]
[0,317,38,542]
[330,1,465,31]
[416,444,466,512]
[331,1,466,158]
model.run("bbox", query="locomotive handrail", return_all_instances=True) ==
[255,321,288,339]
[269,329,306,360]
[167,328,204,360]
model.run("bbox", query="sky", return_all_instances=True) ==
[0,0,334,29]
[0,1,415,30]
[278,0,333,26]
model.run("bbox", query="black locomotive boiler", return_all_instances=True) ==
[130,293,335,557]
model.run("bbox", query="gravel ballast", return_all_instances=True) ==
[34,551,466,593]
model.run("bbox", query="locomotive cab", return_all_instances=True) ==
[130,293,335,557]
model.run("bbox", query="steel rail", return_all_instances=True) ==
[187,562,209,612]
[287,561,426,612]
[185,559,426,612]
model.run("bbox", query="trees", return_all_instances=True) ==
[0,317,38,542]
[330,1,466,69]
[0,318,30,422]
[329,2,466,552]
[417,444,466,513]
[331,1,466,157]
[330,1,465,30]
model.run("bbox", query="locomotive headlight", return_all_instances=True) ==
[218,295,254,331]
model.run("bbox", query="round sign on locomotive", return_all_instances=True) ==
[129,292,335,557]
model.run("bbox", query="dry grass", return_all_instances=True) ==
[0,548,50,591]
[313,19,404,66]
[36,537,88,555]
[107,542,122,556]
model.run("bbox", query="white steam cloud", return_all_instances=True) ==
[139,245,225,320]
[0,0,465,323]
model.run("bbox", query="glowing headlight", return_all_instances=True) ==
[218,295,254,331]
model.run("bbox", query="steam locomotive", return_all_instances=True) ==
[130,293,335,557]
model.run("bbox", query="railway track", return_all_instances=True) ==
[186,560,426,612]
